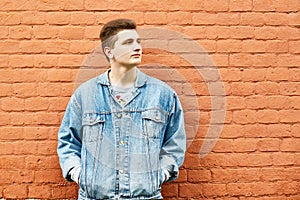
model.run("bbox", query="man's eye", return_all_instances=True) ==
[123,40,133,45]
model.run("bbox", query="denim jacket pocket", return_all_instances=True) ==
[142,109,166,139]
[82,113,105,142]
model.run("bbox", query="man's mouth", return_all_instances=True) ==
[131,54,141,57]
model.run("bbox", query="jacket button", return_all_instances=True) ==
[117,113,122,118]
[120,140,126,145]
[119,170,124,174]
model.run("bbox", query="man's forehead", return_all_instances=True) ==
[116,29,140,40]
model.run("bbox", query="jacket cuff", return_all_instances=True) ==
[160,156,179,182]
[62,157,81,182]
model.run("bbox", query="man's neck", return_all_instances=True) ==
[109,64,137,88]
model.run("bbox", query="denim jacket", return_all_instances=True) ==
[57,68,186,199]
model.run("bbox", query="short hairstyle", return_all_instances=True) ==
[100,19,136,51]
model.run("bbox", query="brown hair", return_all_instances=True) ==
[100,18,136,50]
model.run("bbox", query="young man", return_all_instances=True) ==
[57,19,186,199]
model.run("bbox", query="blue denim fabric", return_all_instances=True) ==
[57,69,186,199]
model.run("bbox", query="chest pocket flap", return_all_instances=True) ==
[142,109,166,123]
[82,113,105,126]
[82,113,105,142]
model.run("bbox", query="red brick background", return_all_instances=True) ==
[0,0,299,199]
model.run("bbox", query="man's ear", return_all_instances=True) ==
[104,47,113,59]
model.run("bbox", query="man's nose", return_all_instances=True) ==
[133,42,142,51]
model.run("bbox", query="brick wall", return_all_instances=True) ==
[0,0,299,199]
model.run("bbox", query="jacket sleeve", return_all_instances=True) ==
[57,94,82,182]
[160,93,186,182]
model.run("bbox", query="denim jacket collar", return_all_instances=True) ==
[97,68,147,88]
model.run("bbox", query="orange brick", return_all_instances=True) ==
[47,69,72,82]
[233,110,256,124]
[9,26,31,39]
[9,55,34,67]
[161,183,178,197]
[120,12,145,25]
[28,185,51,198]
[85,0,109,10]
[277,27,300,40]
[45,40,70,54]
[205,26,231,39]
[279,82,300,95]
[279,110,300,123]
[46,12,70,25]
[230,82,255,96]
[229,0,252,11]
[272,152,295,166]
[34,55,58,68]
[70,12,96,25]
[242,40,266,53]
[3,184,27,199]
[289,40,300,53]
[241,13,265,26]
[266,96,292,109]
[20,40,45,53]
[265,13,289,26]
[0,12,22,25]
[36,0,60,11]
[70,41,96,53]
[0,55,8,67]
[21,11,46,25]
[216,13,239,25]
[217,39,242,53]
[255,82,280,95]
[13,141,38,154]
[291,96,300,109]
[202,183,227,197]
[277,54,300,67]
[0,155,25,169]
[0,142,14,155]
[203,0,228,11]
[252,54,277,67]
[257,110,280,123]
[25,97,49,111]
[157,0,181,11]
[229,26,254,39]
[245,95,267,109]
[274,0,300,12]
[0,26,9,39]
[257,138,281,152]
[12,83,37,97]
[145,12,167,25]
[52,185,78,199]
[0,97,24,111]
[37,112,61,125]
[253,0,276,11]
[229,53,253,67]
[241,68,266,82]
[49,93,64,111]
[266,40,288,53]
[35,169,64,183]
[266,68,289,81]
[0,40,19,53]
[192,13,216,25]
[289,12,300,26]
[24,127,49,140]
[0,0,36,11]
[60,0,84,10]
[0,83,12,97]
[167,12,192,25]
[59,26,85,40]
[33,25,59,39]
[291,124,300,137]
[254,27,278,40]
[179,183,203,198]
[19,69,47,82]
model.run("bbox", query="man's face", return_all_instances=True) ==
[109,29,142,67]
